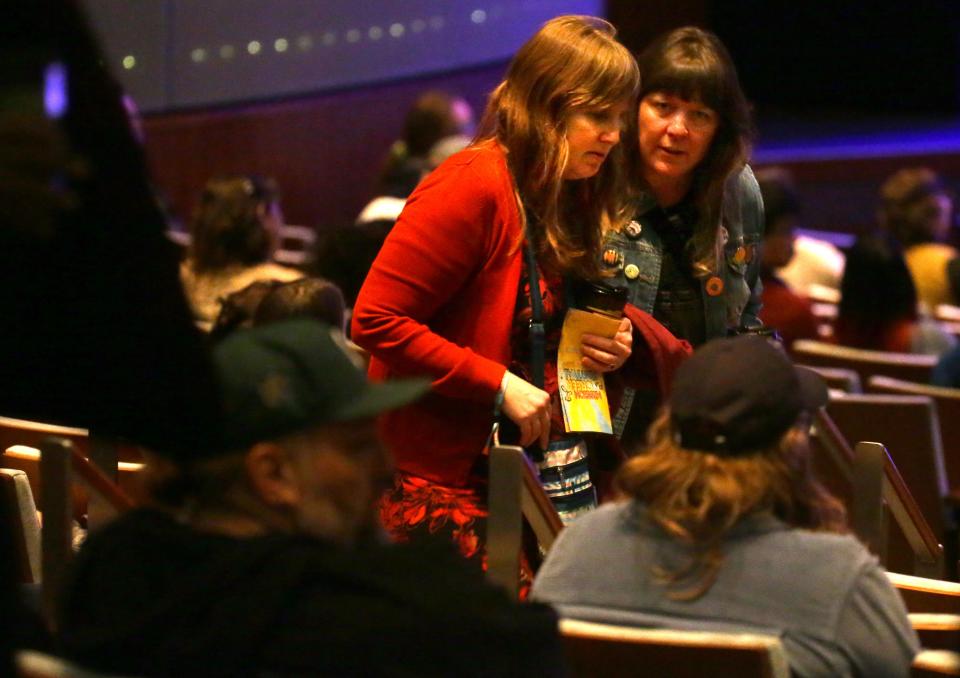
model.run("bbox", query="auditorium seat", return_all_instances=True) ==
[558,619,790,678]
[487,444,563,597]
[889,572,960,614]
[868,376,960,495]
[15,650,125,678]
[910,613,960,651]
[799,365,862,393]
[0,469,41,583]
[792,339,937,385]
[810,413,947,578]
[912,649,960,677]
[826,395,952,553]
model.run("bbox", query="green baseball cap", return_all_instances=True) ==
[197,319,428,456]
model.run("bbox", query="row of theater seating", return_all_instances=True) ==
[789,338,960,580]
[3,368,960,675]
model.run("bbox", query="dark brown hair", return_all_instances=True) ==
[627,27,754,277]
[187,175,278,273]
[210,277,346,342]
[476,15,639,278]
[834,233,918,350]
[616,410,847,600]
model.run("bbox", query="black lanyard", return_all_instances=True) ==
[523,221,546,391]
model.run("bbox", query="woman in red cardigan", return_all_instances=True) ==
[352,16,689,578]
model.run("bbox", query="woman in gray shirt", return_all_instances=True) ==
[532,335,919,678]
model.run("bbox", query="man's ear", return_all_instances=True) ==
[245,441,300,508]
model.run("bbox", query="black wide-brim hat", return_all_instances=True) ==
[669,335,828,454]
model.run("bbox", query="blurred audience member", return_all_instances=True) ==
[834,234,954,354]
[357,91,475,229]
[180,175,302,323]
[778,234,846,297]
[314,221,393,311]
[327,93,474,315]
[879,167,958,311]
[210,276,346,343]
[932,342,960,388]
[208,279,284,342]
[427,133,472,171]
[253,276,345,331]
[57,321,562,677]
[532,336,918,678]
[0,0,218,453]
[756,168,819,346]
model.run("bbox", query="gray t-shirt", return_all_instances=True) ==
[531,501,919,678]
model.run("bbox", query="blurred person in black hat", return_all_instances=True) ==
[532,335,918,678]
[56,320,563,678]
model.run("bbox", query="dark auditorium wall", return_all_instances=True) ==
[140,1,960,238]
[143,63,505,232]
[712,3,960,118]
[139,1,710,234]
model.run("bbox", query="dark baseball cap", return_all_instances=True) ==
[669,335,828,454]
[189,320,429,457]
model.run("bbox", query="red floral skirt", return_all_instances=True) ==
[379,471,534,597]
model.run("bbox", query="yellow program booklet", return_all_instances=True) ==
[557,308,622,434]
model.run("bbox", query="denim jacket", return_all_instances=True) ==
[602,165,765,341]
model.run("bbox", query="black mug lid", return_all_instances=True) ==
[574,281,628,316]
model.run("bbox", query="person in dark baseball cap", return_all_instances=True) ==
[58,320,564,677]
[532,335,919,677]
[669,334,828,454]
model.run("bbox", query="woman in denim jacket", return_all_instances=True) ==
[601,27,764,440]
[603,27,763,344]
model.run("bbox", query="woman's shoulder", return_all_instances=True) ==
[720,165,763,238]
[556,501,654,547]
[739,522,880,580]
[405,141,517,221]
[428,141,510,185]
[734,165,762,211]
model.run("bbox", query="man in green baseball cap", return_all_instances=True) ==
[57,320,562,677]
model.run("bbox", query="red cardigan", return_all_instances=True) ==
[352,144,690,486]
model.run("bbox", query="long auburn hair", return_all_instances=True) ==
[475,15,639,279]
[187,175,279,273]
[626,27,754,277]
[615,410,847,600]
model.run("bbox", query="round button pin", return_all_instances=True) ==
[705,276,724,296]
[625,220,642,238]
[624,263,640,280]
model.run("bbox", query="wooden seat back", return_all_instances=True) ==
[0,469,41,583]
[810,412,945,577]
[910,613,960,652]
[559,619,790,678]
[868,376,960,493]
[800,365,862,394]
[912,649,960,677]
[889,572,960,614]
[15,649,133,678]
[826,395,951,541]
[487,444,563,597]
[792,340,937,385]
